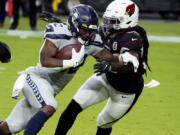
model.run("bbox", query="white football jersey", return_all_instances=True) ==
[22,23,104,95]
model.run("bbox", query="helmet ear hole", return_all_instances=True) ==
[126,21,131,24]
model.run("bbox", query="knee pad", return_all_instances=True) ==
[97,112,117,128]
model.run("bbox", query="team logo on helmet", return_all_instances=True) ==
[72,9,79,21]
[125,4,135,16]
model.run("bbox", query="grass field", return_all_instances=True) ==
[0,17,180,135]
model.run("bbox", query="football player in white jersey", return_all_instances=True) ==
[0,4,98,135]
[55,0,150,135]
[0,4,138,135]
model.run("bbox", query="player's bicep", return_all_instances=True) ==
[40,39,57,58]
[40,39,59,67]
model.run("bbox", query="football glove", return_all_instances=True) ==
[94,60,112,76]
[120,52,139,72]
[71,45,85,67]
[63,46,85,69]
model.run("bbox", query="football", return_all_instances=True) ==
[55,44,82,60]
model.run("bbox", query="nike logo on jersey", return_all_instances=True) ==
[121,96,128,98]
[131,38,138,41]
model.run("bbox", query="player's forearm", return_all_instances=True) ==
[111,62,134,73]
[40,59,75,73]
[94,49,120,62]
[40,58,75,70]
[40,57,63,67]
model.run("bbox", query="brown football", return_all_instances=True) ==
[55,44,82,60]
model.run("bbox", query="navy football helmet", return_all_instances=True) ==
[68,4,99,43]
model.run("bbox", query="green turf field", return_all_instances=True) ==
[0,17,180,135]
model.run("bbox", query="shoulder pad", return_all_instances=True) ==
[44,23,72,40]
[87,33,103,48]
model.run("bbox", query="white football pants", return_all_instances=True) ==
[73,74,138,128]
[6,73,57,133]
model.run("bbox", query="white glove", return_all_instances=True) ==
[63,45,85,68]
[120,52,139,72]
[71,45,85,67]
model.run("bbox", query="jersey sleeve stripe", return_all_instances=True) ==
[45,34,72,40]
[88,41,104,48]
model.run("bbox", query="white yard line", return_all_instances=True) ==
[0,67,6,73]
[0,29,180,43]
[148,35,180,43]
[0,29,43,39]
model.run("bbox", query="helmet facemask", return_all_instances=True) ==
[102,16,123,36]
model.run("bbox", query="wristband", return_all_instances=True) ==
[63,60,74,69]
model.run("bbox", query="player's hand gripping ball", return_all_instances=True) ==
[55,44,82,60]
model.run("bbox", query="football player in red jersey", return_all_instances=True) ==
[0,4,138,135]
[54,0,150,135]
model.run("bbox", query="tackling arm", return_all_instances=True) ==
[94,49,139,75]
[94,48,121,63]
